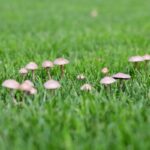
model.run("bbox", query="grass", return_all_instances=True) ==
[0,0,150,149]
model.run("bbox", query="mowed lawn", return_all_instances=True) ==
[0,0,150,149]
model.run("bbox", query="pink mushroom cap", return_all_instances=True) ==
[2,79,20,90]
[42,60,54,68]
[100,76,116,85]
[128,56,144,63]
[44,79,61,90]
[26,62,38,70]
[54,58,69,66]
[112,73,131,80]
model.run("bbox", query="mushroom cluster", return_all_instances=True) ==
[2,57,69,104]
[2,54,150,104]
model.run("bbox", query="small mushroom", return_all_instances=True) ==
[42,60,54,79]
[77,74,86,80]
[112,73,131,90]
[24,80,34,87]
[128,56,144,68]
[20,82,32,93]
[44,79,61,90]
[2,79,20,104]
[100,76,116,92]
[29,87,37,95]
[26,62,38,80]
[101,67,109,75]
[80,84,92,91]
[54,58,69,77]
[19,68,28,79]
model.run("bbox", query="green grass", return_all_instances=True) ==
[0,0,150,149]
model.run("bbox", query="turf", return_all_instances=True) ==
[0,0,150,149]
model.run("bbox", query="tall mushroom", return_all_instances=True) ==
[19,68,28,79]
[100,76,116,92]
[54,58,69,77]
[128,56,144,68]
[2,79,20,104]
[112,73,131,90]
[26,62,38,80]
[42,60,54,79]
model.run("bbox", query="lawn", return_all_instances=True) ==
[0,0,150,149]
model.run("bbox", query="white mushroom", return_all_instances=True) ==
[42,60,54,79]
[44,79,61,90]
[2,79,20,104]
[100,76,116,85]
[80,84,92,91]
[54,58,69,77]
[77,74,86,80]
[26,62,38,80]
[19,68,28,77]
[101,67,109,75]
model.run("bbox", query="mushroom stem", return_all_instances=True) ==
[32,70,35,80]
[46,68,51,79]
[104,85,111,93]
[60,65,64,77]
[10,90,17,105]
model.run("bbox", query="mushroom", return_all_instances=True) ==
[26,62,38,80]
[100,76,116,92]
[80,84,92,91]
[20,81,37,100]
[101,67,109,75]
[77,74,86,80]
[54,58,69,77]
[44,79,61,90]
[24,80,34,87]
[128,56,144,68]
[2,79,20,104]
[112,73,131,90]
[29,87,37,95]
[42,60,54,79]
[20,82,32,93]
[19,68,28,79]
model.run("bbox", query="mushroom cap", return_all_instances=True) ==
[54,58,69,66]
[19,68,28,75]
[20,82,32,92]
[100,76,116,85]
[2,79,20,90]
[42,60,54,68]
[24,80,34,87]
[128,56,144,62]
[29,87,37,95]
[112,73,131,80]
[143,54,150,61]
[80,84,92,91]
[101,67,109,74]
[44,79,61,90]
[77,74,86,80]
[26,62,38,70]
